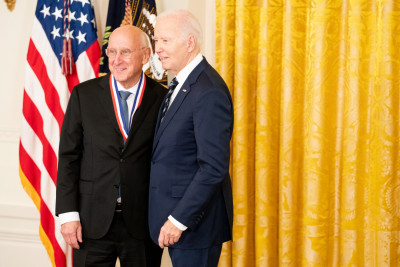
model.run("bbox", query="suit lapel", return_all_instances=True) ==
[153,57,208,153]
[96,73,123,137]
[125,77,155,146]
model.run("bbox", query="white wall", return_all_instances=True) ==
[0,0,215,266]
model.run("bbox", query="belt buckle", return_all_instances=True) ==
[115,202,122,212]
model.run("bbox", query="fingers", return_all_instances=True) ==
[60,221,82,249]
[77,224,83,243]
[158,220,183,248]
[158,232,165,249]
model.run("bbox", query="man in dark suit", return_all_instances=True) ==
[56,25,166,266]
[149,9,234,267]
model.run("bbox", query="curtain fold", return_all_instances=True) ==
[216,0,400,266]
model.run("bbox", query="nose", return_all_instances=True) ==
[113,52,123,63]
[155,42,162,54]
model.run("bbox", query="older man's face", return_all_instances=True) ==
[154,17,188,75]
[108,29,146,89]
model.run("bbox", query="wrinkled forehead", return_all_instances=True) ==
[155,16,180,34]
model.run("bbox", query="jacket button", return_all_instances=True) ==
[120,159,125,162]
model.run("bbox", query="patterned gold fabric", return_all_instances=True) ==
[216,0,400,266]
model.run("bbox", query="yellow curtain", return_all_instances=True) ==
[216,0,400,266]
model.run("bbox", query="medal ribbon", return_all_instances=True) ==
[109,72,147,141]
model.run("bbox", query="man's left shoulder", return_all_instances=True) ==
[196,65,229,93]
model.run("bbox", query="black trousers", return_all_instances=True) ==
[72,212,162,267]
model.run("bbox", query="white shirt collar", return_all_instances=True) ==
[175,53,203,85]
[167,53,203,109]
[116,80,138,95]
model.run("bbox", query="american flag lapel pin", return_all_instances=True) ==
[182,88,187,93]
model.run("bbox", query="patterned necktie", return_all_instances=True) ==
[161,78,179,121]
[119,90,131,131]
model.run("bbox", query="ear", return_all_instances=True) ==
[186,34,196,52]
[141,47,151,65]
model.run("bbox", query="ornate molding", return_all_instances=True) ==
[4,0,16,11]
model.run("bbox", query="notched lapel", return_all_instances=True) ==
[153,58,209,153]
[153,85,190,153]
[96,74,123,137]
[124,83,155,146]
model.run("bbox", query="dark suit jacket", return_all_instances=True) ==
[149,58,234,249]
[56,74,166,240]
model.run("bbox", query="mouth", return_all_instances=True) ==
[114,67,126,72]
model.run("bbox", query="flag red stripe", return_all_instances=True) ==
[22,91,58,184]
[27,39,65,131]
[40,200,67,267]
[19,142,42,197]
[66,64,80,94]
[86,42,101,77]
[19,144,66,267]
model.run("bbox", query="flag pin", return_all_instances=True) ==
[182,89,187,93]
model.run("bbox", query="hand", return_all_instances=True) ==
[60,221,82,249]
[158,219,183,248]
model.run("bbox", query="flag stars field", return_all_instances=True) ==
[68,11,76,22]
[78,0,90,7]
[40,4,50,18]
[51,26,61,39]
[77,12,88,26]
[64,29,74,40]
[52,7,62,21]
[76,30,86,44]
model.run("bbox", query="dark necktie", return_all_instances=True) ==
[117,90,131,204]
[160,78,179,121]
[119,90,131,131]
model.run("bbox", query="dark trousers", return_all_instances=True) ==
[168,244,222,267]
[72,212,162,267]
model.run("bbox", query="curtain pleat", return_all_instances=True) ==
[216,0,400,266]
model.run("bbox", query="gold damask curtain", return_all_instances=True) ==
[216,0,400,266]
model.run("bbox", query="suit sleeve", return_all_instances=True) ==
[55,87,83,216]
[170,86,233,229]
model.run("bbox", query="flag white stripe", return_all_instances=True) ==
[20,118,67,256]
[20,118,56,215]
[24,63,60,157]
[31,17,70,112]
[76,51,96,82]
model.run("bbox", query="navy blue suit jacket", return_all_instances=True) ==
[149,58,234,249]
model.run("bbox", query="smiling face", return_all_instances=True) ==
[108,26,150,89]
[154,17,194,76]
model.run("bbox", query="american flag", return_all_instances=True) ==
[19,0,100,266]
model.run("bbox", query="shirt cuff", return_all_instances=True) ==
[168,215,187,231]
[59,212,80,225]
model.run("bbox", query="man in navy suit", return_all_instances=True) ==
[149,9,234,267]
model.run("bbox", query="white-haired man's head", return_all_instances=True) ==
[157,9,202,47]
[154,9,203,75]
